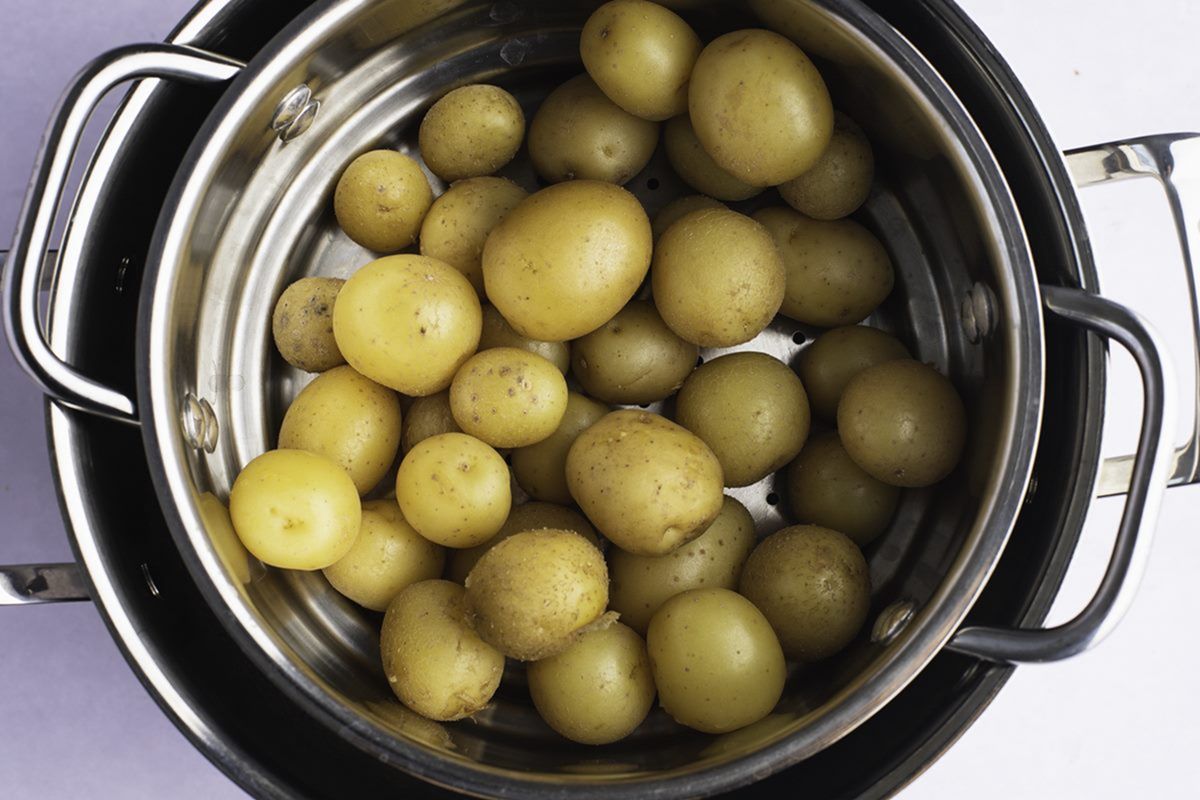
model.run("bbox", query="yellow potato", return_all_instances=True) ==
[400,390,460,454]
[510,391,610,505]
[333,255,482,396]
[418,84,525,182]
[663,115,762,202]
[271,277,346,373]
[197,492,255,585]
[446,501,601,584]
[418,177,528,296]
[478,305,570,375]
[785,432,899,547]
[449,347,569,448]
[394,432,512,547]
[229,449,361,570]
[796,325,910,420]
[778,112,874,220]
[334,150,433,252]
[651,194,727,241]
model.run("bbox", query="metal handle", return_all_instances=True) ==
[1,564,89,605]
[948,285,1175,663]
[1065,133,1200,496]
[2,43,242,424]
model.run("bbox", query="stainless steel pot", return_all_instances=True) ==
[5,0,1200,797]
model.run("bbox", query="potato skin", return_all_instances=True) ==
[651,194,727,242]
[479,306,570,374]
[779,112,874,220]
[446,501,601,584]
[837,359,966,487]
[380,580,505,720]
[786,432,899,547]
[418,85,525,182]
[528,74,660,185]
[511,392,610,505]
[528,621,656,744]
[580,0,701,121]
[333,255,482,396]
[419,177,528,296]
[272,277,346,372]
[566,409,724,556]
[449,347,569,448]
[571,300,698,404]
[797,325,910,420]
[652,208,785,347]
[609,496,755,633]
[229,449,361,570]
[688,29,833,186]
[334,150,433,252]
[754,206,894,328]
[739,525,870,661]
[465,529,609,660]
[663,115,762,202]
[400,390,460,455]
[647,588,785,733]
[483,181,652,341]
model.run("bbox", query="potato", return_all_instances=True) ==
[271,277,346,373]
[465,529,609,660]
[528,74,660,185]
[739,525,870,661]
[322,499,444,610]
[380,580,504,720]
[333,255,482,395]
[277,366,402,495]
[580,0,701,121]
[528,621,656,744]
[566,410,724,555]
[449,347,569,448]
[688,30,833,186]
[418,85,525,182]
[333,150,433,252]
[571,300,698,405]
[753,207,894,328]
[400,390,460,454]
[647,588,785,733]
[229,449,361,570]
[786,432,898,547]
[394,432,511,547]
[663,116,762,202]
[483,181,652,341]
[478,306,570,375]
[797,325,910,420]
[651,194,727,241]
[837,359,966,487]
[511,391,609,504]
[779,113,874,220]
[652,209,784,347]
[197,492,254,585]
[609,496,755,633]
[418,177,528,295]
[674,352,809,487]
[446,501,601,584]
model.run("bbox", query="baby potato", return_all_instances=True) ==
[197,492,255,585]
[479,306,570,375]
[419,177,529,296]
[838,359,966,487]
[446,501,601,584]
[418,84,525,182]
[674,352,810,487]
[229,449,361,570]
[278,365,402,495]
[786,432,899,547]
[652,209,785,347]
[754,206,894,327]
[571,300,698,405]
[797,325,911,420]
[688,30,833,186]
[566,410,724,556]
[580,0,702,121]
[483,181,652,341]
[271,277,346,373]
[333,255,482,396]
[779,112,874,220]
[528,74,660,185]
[324,499,445,611]
[609,496,755,633]
[663,116,762,202]
[449,347,569,448]
[465,529,609,661]
[647,588,785,733]
[528,621,656,745]
[395,432,512,547]
[652,194,727,241]
[511,391,609,504]
[739,525,870,661]
[380,580,504,721]
[334,150,433,253]
[400,390,460,454]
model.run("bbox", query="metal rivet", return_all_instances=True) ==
[499,39,529,66]
[114,255,131,294]
[961,282,998,343]
[181,393,219,453]
[488,1,522,23]
[141,562,160,597]
[270,84,320,142]
[1024,474,1039,507]
[871,599,915,645]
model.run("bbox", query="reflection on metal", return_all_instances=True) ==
[270,84,320,142]
[181,393,219,453]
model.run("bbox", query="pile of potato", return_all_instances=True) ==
[227,0,967,744]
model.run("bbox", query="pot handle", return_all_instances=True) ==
[1065,133,1200,496]
[2,44,243,425]
[947,285,1175,663]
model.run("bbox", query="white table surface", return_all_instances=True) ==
[2,1,1198,797]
